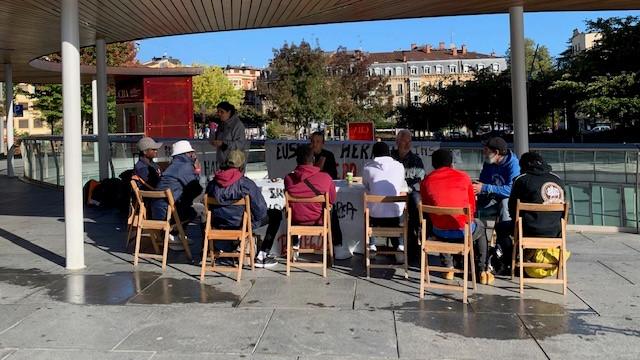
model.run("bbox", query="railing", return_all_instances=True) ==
[19,136,640,232]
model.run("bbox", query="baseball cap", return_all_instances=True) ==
[225,150,246,168]
[137,137,162,152]
[171,140,195,157]
[483,137,508,153]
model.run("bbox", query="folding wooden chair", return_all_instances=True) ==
[511,201,569,295]
[364,194,409,278]
[132,186,193,270]
[418,203,477,303]
[127,177,154,247]
[200,195,255,282]
[285,192,332,277]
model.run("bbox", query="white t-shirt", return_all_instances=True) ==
[363,156,409,218]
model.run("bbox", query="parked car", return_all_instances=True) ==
[591,125,611,132]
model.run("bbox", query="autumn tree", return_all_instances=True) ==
[192,66,243,116]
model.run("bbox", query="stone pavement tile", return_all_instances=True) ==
[256,309,397,358]
[0,271,67,304]
[4,349,154,360]
[0,349,16,359]
[569,233,639,258]
[22,271,160,305]
[354,277,470,312]
[0,305,41,333]
[238,278,355,309]
[151,353,296,360]
[0,304,155,350]
[127,274,251,307]
[395,311,546,359]
[566,259,632,286]
[521,314,640,360]
[116,308,272,354]
[596,259,640,285]
[469,277,594,315]
[568,283,640,317]
[298,357,396,360]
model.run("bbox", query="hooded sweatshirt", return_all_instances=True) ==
[206,167,268,229]
[284,164,336,225]
[479,150,520,199]
[508,161,566,237]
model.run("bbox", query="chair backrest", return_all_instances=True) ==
[138,188,174,221]
[203,194,251,230]
[364,194,408,204]
[418,202,472,241]
[131,174,154,190]
[284,192,329,226]
[516,200,569,223]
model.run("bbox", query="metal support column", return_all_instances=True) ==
[509,6,529,156]
[96,38,110,180]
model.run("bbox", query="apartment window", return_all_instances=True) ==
[375,68,382,76]
[386,84,392,94]
[413,96,419,102]
[410,66,418,75]
[423,66,431,74]
[477,64,485,71]
[435,65,443,74]
[18,120,29,129]
[492,63,500,72]
[34,119,43,128]
[411,81,420,91]
[463,64,471,73]
[397,83,403,95]
[385,67,392,76]
[449,64,457,73]
[395,67,403,76]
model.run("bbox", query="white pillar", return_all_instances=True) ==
[509,6,529,156]
[4,64,14,155]
[61,0,85,270]
[96,38,109,180]
[91,79,99,162]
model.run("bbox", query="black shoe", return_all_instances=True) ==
[255,255,278,269]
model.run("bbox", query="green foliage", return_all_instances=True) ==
[31,84,63,134]
[192,66,243,115]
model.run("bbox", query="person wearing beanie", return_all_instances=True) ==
[420,149,493,284]
[151,140,203,250]
[363,141,409,264]
[134,137,163,188]
[205,150,282,268]
[494,152,566,272]
[473,137,520,223]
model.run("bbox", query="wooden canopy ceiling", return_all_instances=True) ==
[0,0,638,83]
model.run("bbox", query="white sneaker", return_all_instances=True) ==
[369,244,377,252]
[168,234,186,251]
[333,245,352,260]
[395,245,405,264]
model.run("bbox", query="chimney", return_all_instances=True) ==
[461,44,467,55]
[451,44,457,56]
[403,54,407,62]
[425,44,432,53]
[438,41,445,50]
[411,43,418,50]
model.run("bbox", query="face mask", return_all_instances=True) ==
[484,153,498,164]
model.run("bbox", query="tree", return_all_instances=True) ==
[192,66,243,115]
[507,38,554,79]
[258,41,333,136]
[32,84,63,134]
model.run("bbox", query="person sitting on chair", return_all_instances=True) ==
[284,145,343,257]
[363,141,408,263]
[420,149,493,284]
[134,137,163,188]
[494,152,566,273]
[205,150,282,268]
[151,140,203,250]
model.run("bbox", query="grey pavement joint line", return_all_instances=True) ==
[236,278,257,308]
[0,306,46,336]
[252,308,276,355]
[596,260,635,285]
[516,313,551,360]
[352,279,357,310]
[622,242,640,254]
[578,232,596,243]
[110,308,158,351]
[392,310,400,359]
[568,287,601,316]
[0,349,16,360]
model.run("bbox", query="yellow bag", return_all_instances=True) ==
[524,248,571,278]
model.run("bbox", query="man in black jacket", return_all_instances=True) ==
[494,152,565,272]
[310,131,338,180]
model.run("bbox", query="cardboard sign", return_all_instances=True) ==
[347,122,375,141]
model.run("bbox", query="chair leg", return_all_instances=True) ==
[403,233,409,279]
[286,232,291,277]
[249,235,256,271]
[161,228,170,271]
[133,224,143,267]
[519,242,524,294]
[419,247,426,299]
[463,246,469,304]
[237,237,246,282]
[328,225,334,267]
[469,245,477,291]
[322,231,327,278]
[200,237,209,282]
[562,246,568,295]
[511,238,517,280]
[365,232,370,278]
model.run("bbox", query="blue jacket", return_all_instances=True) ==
[205,168,268,229]
[479,150,520,199]
[151,154,201,220]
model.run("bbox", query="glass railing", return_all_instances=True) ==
[19,136,640,231]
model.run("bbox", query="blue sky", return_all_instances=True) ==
[138,10,640,68]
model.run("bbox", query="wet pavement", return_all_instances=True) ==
[1,177,640,359]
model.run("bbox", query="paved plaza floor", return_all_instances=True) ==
[0,175,639,359]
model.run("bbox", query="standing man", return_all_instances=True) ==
[473,137,520,223]
[134,137,163,189]
[210,101,247,171]
[310,131,338,180]
[391,129,425,260]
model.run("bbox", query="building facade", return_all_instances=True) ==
[570,29,602,54]
[223,65,263,112]
[1,83,51,137]
[367,42,507,106]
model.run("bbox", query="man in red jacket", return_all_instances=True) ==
[285,145,348,259]
[420,149,493,285]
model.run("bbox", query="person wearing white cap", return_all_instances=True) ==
[150,140,203,250]
[134,137,163,188]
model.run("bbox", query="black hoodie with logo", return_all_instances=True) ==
[508,161,566,237]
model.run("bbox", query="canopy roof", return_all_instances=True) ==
[1,0,638,82]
